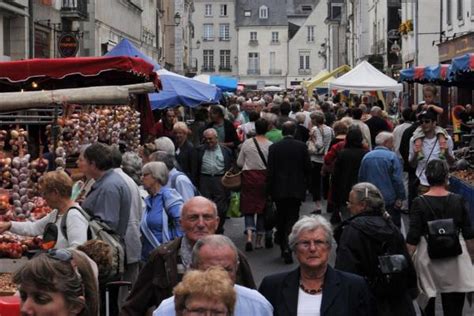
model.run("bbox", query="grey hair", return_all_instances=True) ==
[310,111,325,125]
[191,235,239,268]
[295,112,306,124]
[203,128,218,137]
[351,182,386,213]
[149,150,175,170]
[121,152,143,185]
[273,95,283,105]
[288,215,333,252]
[142,161,169,185]
[371,106,382,115]
[154,137,175,155]
[261,112,278,125]
[375,131,393,146]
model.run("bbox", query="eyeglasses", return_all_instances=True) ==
[184,307,227,316]
[296,239,329,250]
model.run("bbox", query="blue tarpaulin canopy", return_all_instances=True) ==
[105,39,221,109]
[194,74,238,92]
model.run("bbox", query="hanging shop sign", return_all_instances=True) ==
[58,33,79,57]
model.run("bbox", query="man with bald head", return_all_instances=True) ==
[120,197,255,316]
[153,235,273,316]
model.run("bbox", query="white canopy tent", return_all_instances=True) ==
[328,61,403,93]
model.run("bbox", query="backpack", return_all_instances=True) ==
[61,206,126,279]
[170,171,200,196]
[364,220,414,297]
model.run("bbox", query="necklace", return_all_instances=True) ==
[299,281,323,295]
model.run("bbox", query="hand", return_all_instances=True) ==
[0,221,11,234]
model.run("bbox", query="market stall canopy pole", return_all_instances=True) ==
[0,82,156,111]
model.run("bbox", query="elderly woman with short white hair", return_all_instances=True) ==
[259,215,375,315]
[140,161,184,261]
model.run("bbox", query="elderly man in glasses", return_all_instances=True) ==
[120,197,256,316]
[153,235,273,316]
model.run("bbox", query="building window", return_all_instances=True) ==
[271,32,279,43]
[307,26,315,42]
[220,50,231,71]
[301,5,312,12]
[219,24,230,41]
[203,50,214,70]
[269,52,276,72]
[220,4,227,16]
[447,0,452,24]
[205,4,212,16]
[299,51,310,70]
[259,5,268,19]
[457,0,463,20]
[329,3,342,20]
[250,32,257,41]
[248,52,260,74]
[244,10,251,17]
[203,24,214,41]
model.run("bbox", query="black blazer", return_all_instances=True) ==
[176,140,193,178]
[259,266,375,316]
[267,136,311,201]
[191,144,233,187]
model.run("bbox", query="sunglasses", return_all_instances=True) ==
[46,249,85,293]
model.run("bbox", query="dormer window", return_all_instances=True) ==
[259,6,268,19]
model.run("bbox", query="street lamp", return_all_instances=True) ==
[173,12,181,26]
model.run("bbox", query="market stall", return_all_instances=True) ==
[0,56,160,299]
[105,38,221,109]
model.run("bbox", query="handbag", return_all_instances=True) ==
[252,138,277,230]
[221,167,242,191]
[421,194,462,259]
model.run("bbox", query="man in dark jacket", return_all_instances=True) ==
[335,182,417,316]
[120,197,256,316]
[267,121,312,263]
[207,104,240,150]
[365,106,390,146]
[191,128,233,233]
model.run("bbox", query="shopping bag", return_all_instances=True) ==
[227,192,241,218]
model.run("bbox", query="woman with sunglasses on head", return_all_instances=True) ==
[13,248,99,316]
[0,170,88,249]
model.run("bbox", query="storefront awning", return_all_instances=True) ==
[0,56,160,92]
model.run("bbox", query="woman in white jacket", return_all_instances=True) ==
[0,170,88,249]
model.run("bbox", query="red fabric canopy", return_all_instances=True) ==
[0,56,160,92]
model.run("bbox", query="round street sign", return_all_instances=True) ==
[58,33,79,57]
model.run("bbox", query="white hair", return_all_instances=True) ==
[154,137,175,155]
[288,215,333,251]
[375,131,393,146]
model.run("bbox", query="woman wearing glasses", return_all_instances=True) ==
[13,248,99,316]
[0,170,88,249]
[334,182,417,316]
[259,215,375,316]
[140,161,184,261]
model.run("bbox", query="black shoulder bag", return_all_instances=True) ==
[421,194,463,259]
[252,137,276,230]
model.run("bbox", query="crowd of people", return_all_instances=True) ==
[2,84,474,316]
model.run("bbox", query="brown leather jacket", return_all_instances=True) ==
[120,237,256,316]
